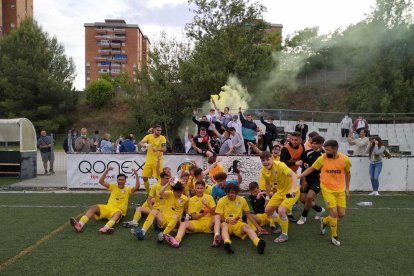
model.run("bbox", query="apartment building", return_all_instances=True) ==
[0,0,33,36]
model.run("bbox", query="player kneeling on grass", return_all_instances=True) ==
[298,140,351,247]
[70,166,140,234]
[169,180,221,248]
[247,181,279,235]
[260,151,300,243]
[133,180,188,246]
[215,184,266,254]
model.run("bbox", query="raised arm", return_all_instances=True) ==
[130,169,140,193]
[98,166,113,188]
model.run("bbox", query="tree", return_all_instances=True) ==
[85,79,114,108]
[0,19,76,132]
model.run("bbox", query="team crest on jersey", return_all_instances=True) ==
[236,201,241,206]
[178,199,184,204]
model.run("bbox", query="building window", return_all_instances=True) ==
[11,23,16,29]
[11,4,15,8]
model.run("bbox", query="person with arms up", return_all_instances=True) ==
[298,140,351,246]
[70,166,140,234]
[239,107,259,154]
[295,120,308,141]
[139,124,167,193]
[37,130,55,175]
[366,137,391,196]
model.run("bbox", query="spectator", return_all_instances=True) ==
[295,120,309,141]
[172,136,185,153]
[75,128,93,153]
[352,115,369,137]
[100,133,114,153]
[192,109,211,135]
[191,127,214,157]
[340,114,352,138]
[91,130,102,152]
[347,129,369,155]
[280,131,305,173]
[210,132,222,154]
[228,127,244,154]
[37,130,55,175]
[184,126,196,154]
[115,134,125,153]
[227,115,243,136]
[239,107,259,154]
[119,134,136,153]
[366,137,391,196]
[63,129,78,153]
[211,125,233,155]
[260,113,277,151]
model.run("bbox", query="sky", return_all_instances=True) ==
[34,0,378,90]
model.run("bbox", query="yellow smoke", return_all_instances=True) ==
[203,76,250,113]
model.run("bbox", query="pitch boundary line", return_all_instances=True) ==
[0,212,83,273]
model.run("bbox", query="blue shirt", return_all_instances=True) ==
[119,139,136,153]
[211,179,239,200]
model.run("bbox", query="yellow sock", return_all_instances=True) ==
[144,181,150,193]
[176,235,182,242]
[163,219,178,234]
[132,211,142,222]
[224,239,231,244]
[142,212,155,231]
[80,216,89,225]
[106,219,115,228]
[280,216,288,234]
[253,237,260,247]
[273,216,281,225]
[330,216,338,237]
[323,216,330,225]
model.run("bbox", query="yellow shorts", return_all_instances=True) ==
[228,220,248,240]
[255,213,272,227]
[95,204,123,221]
[268,186,300,210]
[321,187,346,209]
[158,214,178,229]
[143,161,163,178]
[189,218,213,233]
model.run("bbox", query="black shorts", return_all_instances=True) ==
[300,179,321,194]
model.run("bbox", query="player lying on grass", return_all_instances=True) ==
[246,181,280,235]
[70,166,140,234]
[167,180,221,248]
[297,139,351,246]
[132,179,188,245]
[297,135,326,225]
[215,184,266,254]
[260,151,300,243]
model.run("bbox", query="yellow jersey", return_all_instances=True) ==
[161,191,188,218]
[260,160,293,194]
[188,194,216,220]
[208,163,225,182]
[215,195,249,220]
[312,153,351,192]
[107,183,133,215]
[148,183,171,209]
[142,134,167,164]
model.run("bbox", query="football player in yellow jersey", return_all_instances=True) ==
[298,140,351,246]
[69,166,140,234]
[133,179,188,245]
[138,124,167,193]
[260,151,299,243]
[168,180,221,248]
[215,184,266,254]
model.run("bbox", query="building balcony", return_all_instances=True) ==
[111,50,121,54]
[111,36,126,42]
[95,28,107,34]
[94,57,109,62]
[97,64,110,69]
[98,49,110,55]
[95,35,110,40]
[111,43,121,48]
[113,28,126,34]
[111,63,121,68]
[113,58,127,63]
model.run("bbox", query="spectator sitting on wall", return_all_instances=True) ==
[184,126,196,154]
[352,115,369,137]
[191,127,214,157]
[119,134,136,153]
[192,109,211,135]
[295,120,309,141]
[75,128,93,153]
[172,136,185,153]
